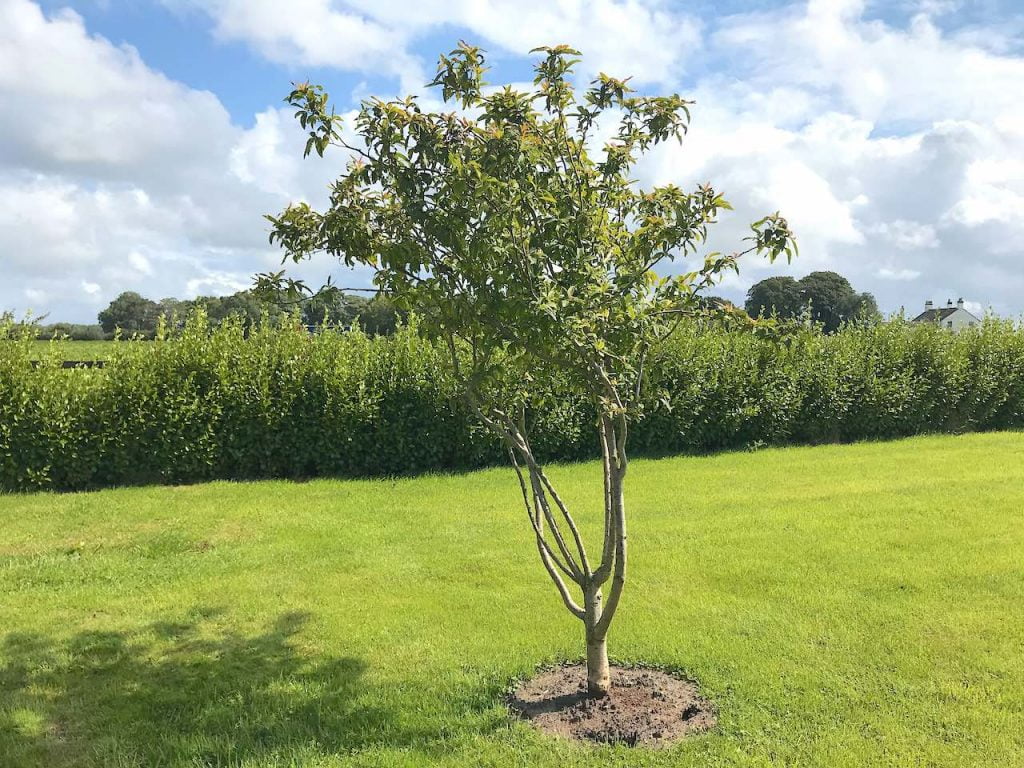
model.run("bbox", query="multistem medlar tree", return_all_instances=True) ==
[261,43,795,697]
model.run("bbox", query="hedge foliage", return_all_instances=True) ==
[3,313,1023,492]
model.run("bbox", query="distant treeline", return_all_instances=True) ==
[23,289,404,341]
[16,269,874,342]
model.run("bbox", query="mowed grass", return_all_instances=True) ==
[1,433,1022,767]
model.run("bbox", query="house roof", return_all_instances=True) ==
[912,306,980,323]
[913,307,959,322]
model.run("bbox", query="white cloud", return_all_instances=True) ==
[868,220,940,250]
[633,2,1024,316]
[128,251,153,276]
[877,268,923,281]
[229,106,347,202]
[406,0,700,84]
[2,0,1024,322]
[0,1,233,183]
[179,0,424,92]
[24,288,47,305]
[715,1,1024,126]
[0,0,340,321]
[169,0,701,88]
[186,271,251,296]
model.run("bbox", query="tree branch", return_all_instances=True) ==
[507,447,586,619]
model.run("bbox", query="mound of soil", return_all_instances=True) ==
[508,663,715,747]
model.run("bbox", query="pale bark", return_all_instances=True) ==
[583,415,627,696]
[584,585,611,696]
[468,385,629,699]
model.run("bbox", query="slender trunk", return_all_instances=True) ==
[584,585,611,697]
[473,396,625,698]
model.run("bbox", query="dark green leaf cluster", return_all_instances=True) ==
[745,271,878,333]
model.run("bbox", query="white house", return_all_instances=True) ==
[912,298,981,332]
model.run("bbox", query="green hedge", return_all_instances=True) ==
[3,314,1023,492]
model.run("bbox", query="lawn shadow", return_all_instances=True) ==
[0,609,461,766]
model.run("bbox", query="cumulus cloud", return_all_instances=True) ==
[636,2,1024,316]
[867,221,940,251]
[0,0,337,321]
[0,2,233,185]
[878,268,923,281]
[1,0,1023,322]
[714,0,1024,126]
[168,0,701,89]
[174,0,424,92]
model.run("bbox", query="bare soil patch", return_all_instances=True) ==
[508,663,715,747]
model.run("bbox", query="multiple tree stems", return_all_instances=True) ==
[268,43,795,702]
[474,394,628,698]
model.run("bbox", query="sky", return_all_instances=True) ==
[2,0,1023,323]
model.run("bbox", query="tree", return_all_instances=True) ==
[301,289,367,327]
[745,276,802,319]
[358,295,406,336]
[746,272,877,331]
[194,290,285,328]
[261,43,795,696]
[298,290,404,334]
[845,290,879,325]
[798,271,875,333]
[36,322,105,341]
[98,291,159,335]
[157,297,192,329]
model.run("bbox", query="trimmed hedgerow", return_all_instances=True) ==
[2,313,1023,492]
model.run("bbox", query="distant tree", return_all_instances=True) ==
[300,289,369,328]
[260,43,795,697]
[36,322,106,341]
[358,295,406,335]
[846,291,879,324]
[98,291,160,335]
[698,295,730,311]
[746,272,877,332]
[195,290,284,328]
[156,297,192,328]
[745,276,802,319]
[301,291,406,335]
[798,271,876,333]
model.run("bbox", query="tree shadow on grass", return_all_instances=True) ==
[0,609,479,766]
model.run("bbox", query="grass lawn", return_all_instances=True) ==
[1,432,1022,767]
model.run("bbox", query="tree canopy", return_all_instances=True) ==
[799,271,877,332]
[265,43,794,414]
[300,290,405,335]
[94,289,400,337]
[97,291,159,335]
[262,42,796,696]
[745,270,877,332]
[744,276,803,320]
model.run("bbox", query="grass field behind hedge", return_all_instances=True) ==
[2,432,1023,766]
[29,340,116,359]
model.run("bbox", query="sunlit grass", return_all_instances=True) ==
[2,431,1022,766]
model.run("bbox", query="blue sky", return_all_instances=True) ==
[3,0,1024,322]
